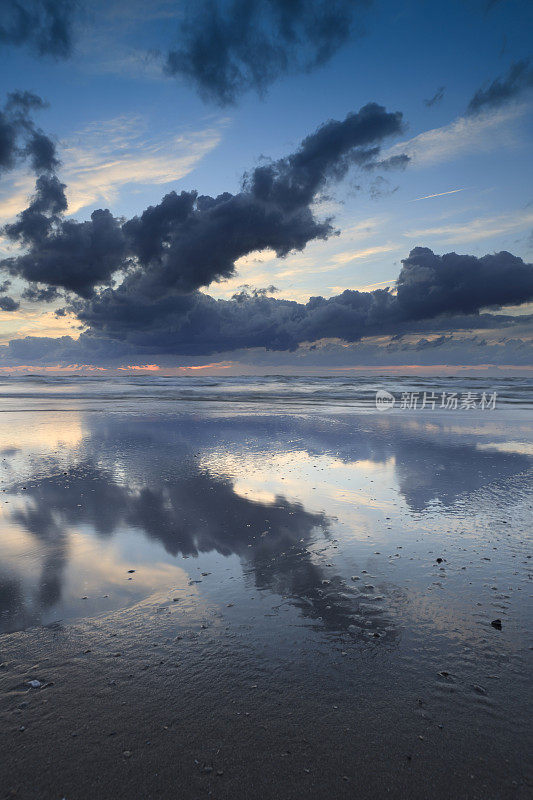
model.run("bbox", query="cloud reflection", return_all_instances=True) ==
[1,411,530,636]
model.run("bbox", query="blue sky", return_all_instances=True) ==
[0,0,532,371]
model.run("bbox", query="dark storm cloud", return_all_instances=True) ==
[0,91,58,177]
[0,0,76,58]
[467,59,533,114]
[3,244,531,361]
[164,0,370,105]
[245,104,404,206]
[0,296,20,311]
[2,208,127,297]
[396,247,533,318]
[21,284,61,302]
[4,173,67,244]
[424,86,445,107]
[0,333,134,365]
[25,129,60,172]
[2,158,125,298]
[69,247,533,357]
[123,103,404,295]
[0,276,16,312]
[3,319,532,368]
[3,103,405,297]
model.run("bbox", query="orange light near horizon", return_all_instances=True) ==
[117,364,160,372]
[184,362,232,371]
[0,362,530,376]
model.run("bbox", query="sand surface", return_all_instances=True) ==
[1,404,532,799]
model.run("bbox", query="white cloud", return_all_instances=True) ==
[0,114,227,224]
[403,209,533,244]
[62,115,227,213]
[327,244,397,266]
[335,215,390,241]
[353,278,397,292]
[385,103,529,167]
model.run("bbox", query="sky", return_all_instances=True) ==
[0,0,532,374]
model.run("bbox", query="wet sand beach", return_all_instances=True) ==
[0,378,532,799]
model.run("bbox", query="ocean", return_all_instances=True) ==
[0,373,531,411]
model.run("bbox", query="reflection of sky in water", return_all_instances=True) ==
[0,409,531,639]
